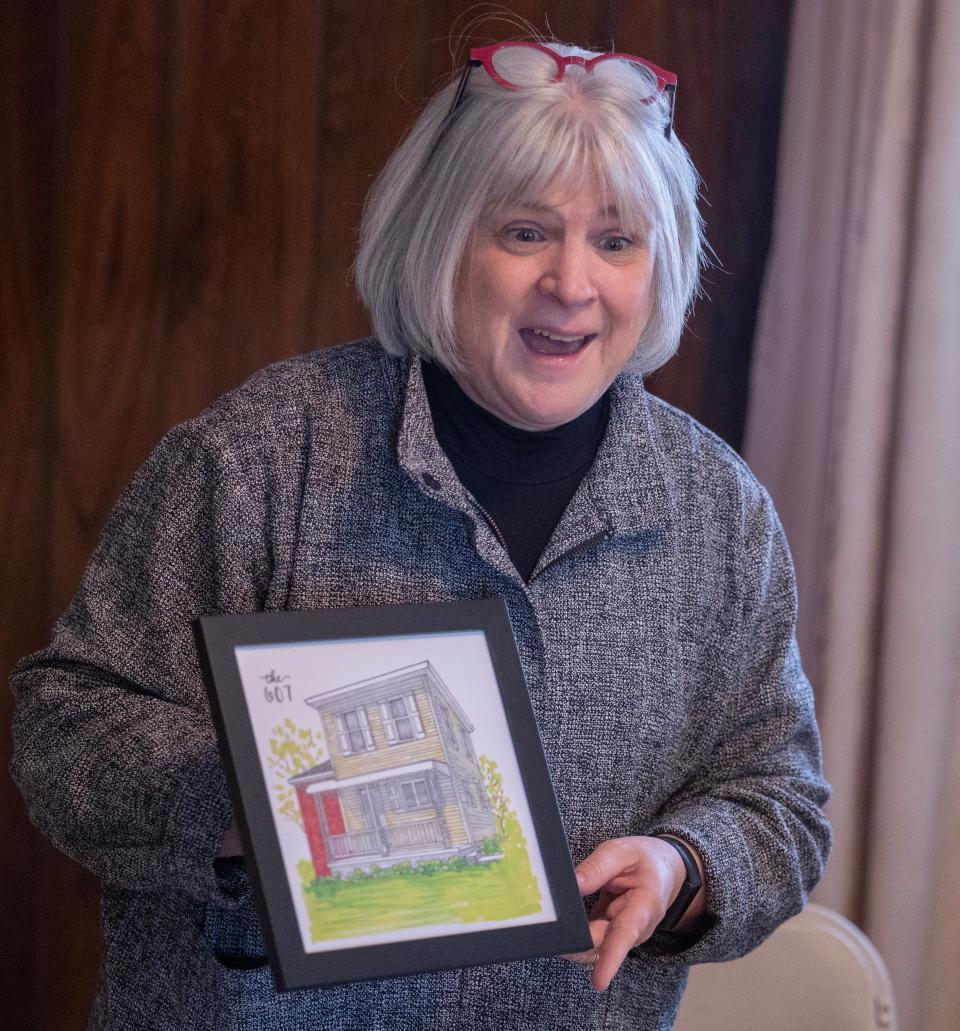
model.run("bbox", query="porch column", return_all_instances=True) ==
[370,783,390,855]
[427,770,450,847]
[296,785,331,878]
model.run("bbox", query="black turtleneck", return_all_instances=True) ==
[421,360,609,581]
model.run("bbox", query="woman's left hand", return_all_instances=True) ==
[567,835,705,991]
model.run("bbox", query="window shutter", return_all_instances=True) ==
[379,702,397,744]
[386,781,401,812]
[359,707,375,750]
[334,714,351,755]
[406,693,425,737]
[414,779,429,807]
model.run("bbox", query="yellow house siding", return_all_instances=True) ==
[413,687,439,737]
[321,689,445,780]
[333,736,446,779]
[383,807,439,828]
[339,787,366,834]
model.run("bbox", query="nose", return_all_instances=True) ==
[537,240,598,307]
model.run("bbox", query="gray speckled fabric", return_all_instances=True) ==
[11,340,830,1030]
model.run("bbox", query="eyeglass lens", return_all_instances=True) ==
[489,47,661,101]
[489,46,558,87]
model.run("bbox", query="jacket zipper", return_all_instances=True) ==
[472,499,510,553]
[534,529,611,580]
[472,499,610,583]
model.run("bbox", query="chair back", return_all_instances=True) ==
[673,903,897,1031]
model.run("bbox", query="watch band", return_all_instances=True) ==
[655,835,703,931]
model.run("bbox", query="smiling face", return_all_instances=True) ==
[451,174,656,431]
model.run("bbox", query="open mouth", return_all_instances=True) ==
[519,327,596,356]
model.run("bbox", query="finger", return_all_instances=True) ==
[591,923,639,992]
[563,948,597,966]
[587,888,616,920]
[562,920,606,964]
[586,914,611,946]
[591,902,659,992]
[602,891,634,921]
[597,885,664,935]
[575,840,636,895]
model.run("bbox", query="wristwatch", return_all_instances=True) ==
[655,835,703,931]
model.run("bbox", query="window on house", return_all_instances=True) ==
[459,722,473,757]
[379,693,426,745]
[458,777,487,809]
[389,777,432,812]
[335,707,375,755]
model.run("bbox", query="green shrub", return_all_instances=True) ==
[308,876,343,899]
[413,859,444,876]
[323,853,494,885]
[479,836,502,856]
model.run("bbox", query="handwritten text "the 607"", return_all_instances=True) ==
[261,670,292,704]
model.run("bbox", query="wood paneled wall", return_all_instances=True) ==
[0,2,791,1026]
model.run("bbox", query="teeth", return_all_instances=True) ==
[531,327,587,343]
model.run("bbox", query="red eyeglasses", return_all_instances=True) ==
[448,41,678,138]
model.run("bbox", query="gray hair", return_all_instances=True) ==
[354,42,705,377]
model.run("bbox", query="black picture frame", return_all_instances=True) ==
[195,598,592,991]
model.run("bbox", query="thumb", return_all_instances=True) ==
[575,841,625,895]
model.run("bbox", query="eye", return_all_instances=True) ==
[598,235,633,253]
[505,226,543,244]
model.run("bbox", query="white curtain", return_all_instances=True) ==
[744,1,960,1028]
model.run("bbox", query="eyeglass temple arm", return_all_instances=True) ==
[449,58,482,117]
[664,82,677,139]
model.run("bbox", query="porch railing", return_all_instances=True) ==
[386,819,445,850]
[328,829,381,859]
[327,818,446,859]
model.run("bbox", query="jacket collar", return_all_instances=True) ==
[582,368,677,532]
[396,357,676,570]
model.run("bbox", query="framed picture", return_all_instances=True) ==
[195,598,592,990]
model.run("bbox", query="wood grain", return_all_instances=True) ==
[159,1,329,425]
[52,0,172,604]
[1,4,101,1030]
[635,0,793,445]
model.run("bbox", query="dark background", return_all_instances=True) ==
[1,1,792,1026]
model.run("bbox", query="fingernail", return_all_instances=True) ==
[576,871,585,886]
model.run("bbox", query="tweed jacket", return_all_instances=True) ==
[11,340,830,1031]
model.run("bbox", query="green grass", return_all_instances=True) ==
[299,818,542,942]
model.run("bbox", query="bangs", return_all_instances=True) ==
[478,101,659,238]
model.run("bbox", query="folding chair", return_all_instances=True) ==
[673,903,897,1031]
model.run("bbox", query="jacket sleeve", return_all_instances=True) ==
[10,420,278,905]
[644,483,832,964]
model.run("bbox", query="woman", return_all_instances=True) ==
[11,39,830,1031]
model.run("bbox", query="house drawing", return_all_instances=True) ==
[290,661,497,878]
